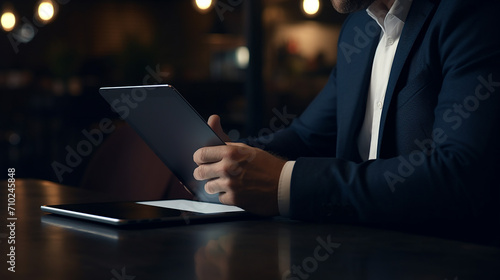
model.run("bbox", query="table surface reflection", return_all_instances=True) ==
[1,179,499,280]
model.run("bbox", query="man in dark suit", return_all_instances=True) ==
[193,0,500,227]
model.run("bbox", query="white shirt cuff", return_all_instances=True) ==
[278,161,295,217]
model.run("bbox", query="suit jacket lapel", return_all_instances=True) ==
[377,0,436,154]
[337,15,380,162]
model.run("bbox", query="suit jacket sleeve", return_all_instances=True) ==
[243,67,339,160]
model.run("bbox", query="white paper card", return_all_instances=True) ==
[136,199,244,214]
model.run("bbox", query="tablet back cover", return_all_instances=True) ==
[99,85,224,203]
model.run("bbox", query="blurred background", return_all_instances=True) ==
[0,0,346,186]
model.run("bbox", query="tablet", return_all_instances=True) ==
[41,199,246,226]
[41,85,249,227]
[99,84,225,203]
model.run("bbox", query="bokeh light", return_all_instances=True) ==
[302,0,320,16]
[1,12,16,32]
[195,0,212,11]
[236,46,249,69]
[38,1,55,21]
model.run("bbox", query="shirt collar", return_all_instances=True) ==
[366,0,413,32]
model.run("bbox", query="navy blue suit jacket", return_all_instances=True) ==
[253,0,500,225]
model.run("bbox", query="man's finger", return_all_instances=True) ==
[208,115,231,142]
[204,178,229,195]
[218,191,236,206]
[193,164,220,181]
[193,146,226,165]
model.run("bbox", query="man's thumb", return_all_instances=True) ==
[207,114,230,142]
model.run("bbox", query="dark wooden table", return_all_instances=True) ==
[1,179,499,280]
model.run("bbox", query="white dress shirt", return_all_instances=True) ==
[277,0,413,216]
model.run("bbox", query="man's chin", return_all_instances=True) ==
[331,0,376,14]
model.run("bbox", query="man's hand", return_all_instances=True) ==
[193,115,286,216]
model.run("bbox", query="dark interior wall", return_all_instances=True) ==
[1,0,345,186]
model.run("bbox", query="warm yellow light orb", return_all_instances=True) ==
[1,12,16,31]
[303,0,320,16]
[38,2,55,21]
[195,0,212,10]
[236,46,249,69]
